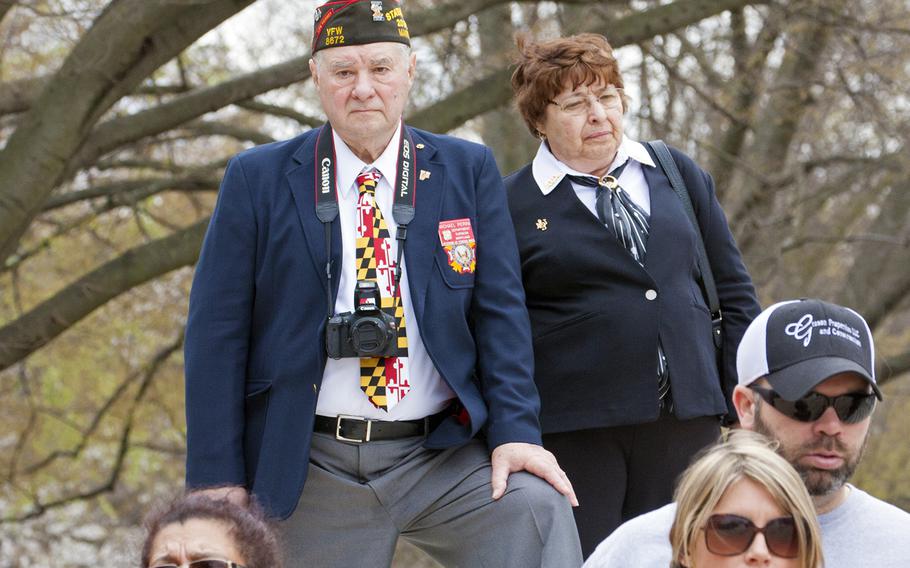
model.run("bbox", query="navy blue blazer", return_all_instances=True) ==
[504,144,760,433]
[185,126,542,518]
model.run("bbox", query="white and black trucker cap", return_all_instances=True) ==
[736,299,882,401]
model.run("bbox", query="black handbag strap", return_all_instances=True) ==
[648,140,723,349]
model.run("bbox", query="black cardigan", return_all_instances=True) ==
[504,144,760,433]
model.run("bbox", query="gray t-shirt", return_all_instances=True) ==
[583,485,910,567]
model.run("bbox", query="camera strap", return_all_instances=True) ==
[314,121,417,317]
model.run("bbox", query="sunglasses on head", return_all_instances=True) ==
[749,385,876,424]
[151,561,245,568]
[703,514,799,558]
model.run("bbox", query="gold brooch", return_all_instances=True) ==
[599,175,619,190]
[536,218,548,231]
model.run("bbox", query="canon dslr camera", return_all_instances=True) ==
[326,280,399,359]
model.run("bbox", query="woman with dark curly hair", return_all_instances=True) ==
[141,492,281,568]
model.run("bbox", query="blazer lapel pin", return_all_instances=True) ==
[419,170,431,181]
[536,218,548,231]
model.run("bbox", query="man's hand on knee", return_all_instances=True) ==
[490,442,579,506]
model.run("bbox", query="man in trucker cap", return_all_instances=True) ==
[585,299,910,568]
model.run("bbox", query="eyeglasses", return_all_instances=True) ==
[150,561,246,568]
[549,87,624,115]
[749,385,876,424]
[703,514,799,558]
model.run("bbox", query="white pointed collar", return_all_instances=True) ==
[334,126,402,197]
[531,136,656,195]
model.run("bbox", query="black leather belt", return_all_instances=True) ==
[314,412,444,443]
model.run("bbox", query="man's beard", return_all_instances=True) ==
[753,403,867,496]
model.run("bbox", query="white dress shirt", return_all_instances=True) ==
[531,136,657,216]
[316,128,455,420]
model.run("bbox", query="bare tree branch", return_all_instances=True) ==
[135,83,193,97]
[0,0,774,371]
[0,1,581,119]
[781,232,910,253]
[0,78,195,117]
[642,44,748,128]
[408,67,512,133]
[726,11,838,248]
[15,334,183,477]
[799,152,905,174]
[708,5,784,194]
[94,158,201,173]
[0,76,46,115]
[69,0,770,177]
[833,178,910,331]
[0,220,208,370]
[0,0,15,23]
[5,402,37,481]
[63,0,560,175]
[3,215,102,274]
[878,349,910,387]
[236,99,323,128]
[180,119,276,146]
[42,173,219,212]
[0,332,184,523]
[67,55,309,175]
[671,31,726,89]
[0,0,256,263]
[410,0,770,134]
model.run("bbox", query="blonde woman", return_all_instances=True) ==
[670,430,823,567]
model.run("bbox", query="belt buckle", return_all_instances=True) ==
[335,414,371,443]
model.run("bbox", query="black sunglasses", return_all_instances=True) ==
[749,385,876,424]
[703,514,799,558]
[151,561,245,568]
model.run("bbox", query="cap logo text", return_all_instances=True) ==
[785,313,863,348]
[785,314,814,346]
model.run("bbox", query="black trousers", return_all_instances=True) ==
[543,413,721,558]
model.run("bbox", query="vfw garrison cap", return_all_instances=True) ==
[313,0,410,53]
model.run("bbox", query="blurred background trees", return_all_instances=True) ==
[1,0,908,565]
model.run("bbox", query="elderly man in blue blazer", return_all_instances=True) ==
[184,1,581,566]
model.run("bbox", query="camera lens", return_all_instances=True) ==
[351,317,391,355]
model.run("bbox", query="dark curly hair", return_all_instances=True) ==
[511,33,627,138]
[141,492,282,568]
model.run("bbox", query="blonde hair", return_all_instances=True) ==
[669,430,823,568]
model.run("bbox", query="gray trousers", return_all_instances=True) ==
[279,433,582,567]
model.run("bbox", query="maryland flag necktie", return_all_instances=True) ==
[355,168,410,411]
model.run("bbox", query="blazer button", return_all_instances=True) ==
[645,289,658,301]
